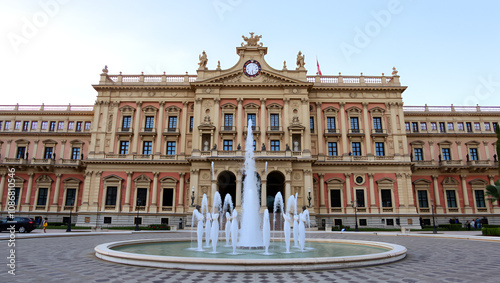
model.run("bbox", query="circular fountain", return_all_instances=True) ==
[95,120,407,271]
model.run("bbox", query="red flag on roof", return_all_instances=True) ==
[316,57,322,76]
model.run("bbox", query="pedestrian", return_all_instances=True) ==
[465,220,471,231]
[471,219,475,229]
[42,217,48,233]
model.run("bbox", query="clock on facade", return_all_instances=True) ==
[243,60,261,77]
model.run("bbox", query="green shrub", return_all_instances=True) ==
[438,224,463,231]
[147,224,170,230]
[482,225,500,228]
[482,227,500,236]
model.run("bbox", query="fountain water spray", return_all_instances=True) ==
[222,194,234,245]
[262,209,271,255]
[238,119,263,248]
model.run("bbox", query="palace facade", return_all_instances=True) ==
[0,34,498,229]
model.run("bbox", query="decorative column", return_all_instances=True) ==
[303,169,312,208]
[131,101,142,154]
[236,170,242,208]
[388,103,400,155]
[60,140,66,161]
[455,141,463,161]
[109,102,119,154]
[99,102,110,153]
[89,102,101,155]
[259,98,266,148]
[0,173,6,206]
[260,176,267,210]
[177,172,185,212]
[92,171,102,211]
[284,98,290,146]
[191,169,200,209]
[33,140,39,160]
[123,172,133,212]
[213,98,221,148]
[237,98,243,147]
[368,173,376,210]
[302,98,311,156]
[50,174,62,212]
[483,141,490,160]
[80,171,93,211]
[431,175,441,209]
[488,175,495,185]
[344,173,352,213]
[155,102,165,156]
[316,102,324,156]
[180,101,189,156]
[339,102,348,155]
[428,141,435,161]
[22,173,34,210]
[5,140,12,159]
[362,102,372,155]
[405,173,415,209]
[460,174,472,213]
[150,172,159,212]
[192,98,203,155]
[318,173,326,213]
[211,168,218,203]
[285,169,292,201]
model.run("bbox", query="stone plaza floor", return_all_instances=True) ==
[1,229,499,283]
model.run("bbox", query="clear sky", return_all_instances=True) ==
[1,0,499,107]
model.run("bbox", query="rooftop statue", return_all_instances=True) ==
[241,32,263,47]
[296,51,305,69]
[198,51,208,70]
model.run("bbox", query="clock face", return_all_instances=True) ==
[243,60,261,77]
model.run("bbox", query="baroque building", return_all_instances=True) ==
[0,34,498,229]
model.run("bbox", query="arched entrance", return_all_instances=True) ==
[242,172,262,206]
[217,170,236,211]
[266,170,285,230]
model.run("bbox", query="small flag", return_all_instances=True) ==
[316,57,322,76]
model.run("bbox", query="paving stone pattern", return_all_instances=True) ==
[1,232,499,283]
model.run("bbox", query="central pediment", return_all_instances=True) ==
[194,70,310,86]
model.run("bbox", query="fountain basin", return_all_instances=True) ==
[95,238,406,271]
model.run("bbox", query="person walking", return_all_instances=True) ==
[42,218,48,233]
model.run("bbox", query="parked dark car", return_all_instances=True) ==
[0,217,36,233]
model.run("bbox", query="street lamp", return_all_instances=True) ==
[307,187,312,208]
[190,186,195,207]
[66,199,74,232]
[135,199,143,231]
[431,199,437,234]
[351,199,358,232]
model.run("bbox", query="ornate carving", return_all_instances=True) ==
[101,65,108,75]
[241,32,263,47]
[262,74,280,84]
[392,67,398,76]
[198,51,208,70]
[344,173,351,178]
[296,51,305,68]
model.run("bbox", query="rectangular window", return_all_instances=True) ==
[414,148,423,161]
[44,147,53,159]
[5,121,11,130]
[168,116,177,131]
[330,189,341,207]
[446,190,457,208]
[162,188,174,206]
[189,116,194,132]
[22,121,29,131]
[475,190,486,208]
[328,142,337,156]
[356,189,365,207]
[103,217,112,224]
[76,121,83,132]
[447,122,454,131]
[0,121,3,131]
[14,121,21,130]
[375,142,385,156]
[373,117,382,131]
[484,122,491,131]
[224,114,233,130]
[68,121,74,130]
[270,140,280,151]
[493,122,498,131]
[65,189,76,206]
[457,122,464,131]
[37,188,48,206]
[310,117,314,133]
[119,141,129,154]
[49,121,56,132]
[439,122,446,133]
[327,117,336,132]
[58,121,64,130]
[143,141,152,155]
[431,122,437,131]
[352,142,361,156]
[223,140,233,151]
[145,116,154,130]
[442,148,451,161]
[270,114,279,130]
[105,187,117,206]
[420,122,427,131]
[412,122,419,132]
[84,122,91,131]
[381,189,392,207]
[405,122,410,131]
[417,190,428,208]
[466,122,472,132]
[474,122,481,131]
[13,188,20,205]
[16,147,26,159]
[469,148,478,160]
[166,141,176,155]
[136,188,147,206]
[247,114,256,129]
[253,140,257,151]
[350,117,359,131]
[71,147,81,160]
[122,116,131,131]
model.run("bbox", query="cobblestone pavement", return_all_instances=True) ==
[1,231,499,283]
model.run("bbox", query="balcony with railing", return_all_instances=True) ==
[306,73,400,87]
[101,72,197,86]
[0,104,94,113]
[324,128,341,137]
[220,125,236,134]
[439,160,463,173]
[162,128,180,136]
[139,127,157,136]
[348,129,364,136]
[371,129,388,136]
[404,105,500,113]
[243,126,260,135]
[266,126,284,135]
